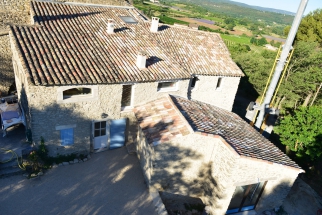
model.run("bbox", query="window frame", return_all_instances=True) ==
[57,85,98,104]
[56,124,76,146]
[121,84,135,111]
[190,76,199,90]
[157,81,178,92]
[216,77,224,90]
[63,87,92,99]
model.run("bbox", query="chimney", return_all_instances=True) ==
[150,17,159,33]
[136,51,148,69]
[107,19,115,34]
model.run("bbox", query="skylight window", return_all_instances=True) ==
[119,16,138,24]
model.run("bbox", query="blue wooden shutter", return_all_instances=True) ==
[109,119,127,149]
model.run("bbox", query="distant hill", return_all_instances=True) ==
[229,1,296,16]
[164,0,294,25]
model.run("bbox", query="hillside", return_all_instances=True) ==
[164,0,294,25]
[229,1,296,16]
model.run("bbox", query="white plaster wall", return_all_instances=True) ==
[191,76,240,111]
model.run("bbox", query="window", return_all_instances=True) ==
[57,86,98,104]
[157,82,178,92]
[226,181,267,214]
[216,77,223,89]
[60,128,74,146]
[94,121,107,137]
[190,77,198,89]
[119,16,138,24]
[121,85,133,107]
[63,88,91,99]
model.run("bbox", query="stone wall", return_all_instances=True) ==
[136,127,154,185]
[0,34,14,96]
[135,129,301,215]
[136,132,239,215]
[0,0,128,95]
[10,31,33,134]
[26,84,123,156]
[190,76,241,111]
[132,80,190,106]
[232,157,300,214]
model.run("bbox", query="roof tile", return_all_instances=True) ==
[11,1,243,86]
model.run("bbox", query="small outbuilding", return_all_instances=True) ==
[134,95,303,215]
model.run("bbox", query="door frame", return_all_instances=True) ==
[92,119,110,152]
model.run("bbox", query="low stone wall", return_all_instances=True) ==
[0,34,14,96]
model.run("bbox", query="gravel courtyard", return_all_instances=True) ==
[0,147,157,215]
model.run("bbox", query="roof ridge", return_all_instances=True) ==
[32,0,134,9]
[168,95,302,170]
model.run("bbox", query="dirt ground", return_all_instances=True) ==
[282,177,322,215]
[0,147,158,215]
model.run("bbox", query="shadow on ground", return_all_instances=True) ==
[0,147,157,215]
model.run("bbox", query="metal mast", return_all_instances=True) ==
[254,0,309,130]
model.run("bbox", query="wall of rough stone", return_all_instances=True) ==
[232,156,300,214]
[132,80,190,106]
[136,132,239,215]
[10,32,33,133]
[0,0,31,95]
[0,34,14,96]
[190,76,240,111]
[27,84,123,156]
[136,126,154,185]
[135,129,301,215]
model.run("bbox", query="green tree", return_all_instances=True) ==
[230,50,275,97]
[275,106,322,161]
[297,9,322,45]
[283,25,291,36]
[258,37,268,46]
[276,41,322,109]
[226,23,236,31]
[224,17,235,25]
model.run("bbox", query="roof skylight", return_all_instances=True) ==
[119,16,138,24]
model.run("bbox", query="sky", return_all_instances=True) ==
[232,0,322,14]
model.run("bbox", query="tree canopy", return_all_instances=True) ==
[276,41,322,108]
[275,106,322,161]
[297,9,322,45]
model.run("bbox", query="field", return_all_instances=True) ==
[175,17,252,36]
[159,16,189,25]
[220,34,250,44]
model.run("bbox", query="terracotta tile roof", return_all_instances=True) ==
[10,1,243,86]
[134,96,192,146]
[169,95,301,170]
[134,95,301,170]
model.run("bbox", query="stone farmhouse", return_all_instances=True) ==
[5,1,303,214]
[134,95,303,214]
[9,1,243,156]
